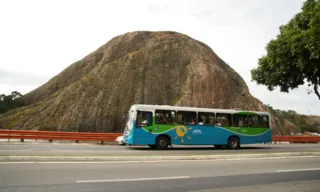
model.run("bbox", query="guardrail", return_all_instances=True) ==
[0,130,122,143]
[0,130,319,143]
[272,135,320,143]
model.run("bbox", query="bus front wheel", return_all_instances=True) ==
[155,136,169,150]
[227,136,240,149]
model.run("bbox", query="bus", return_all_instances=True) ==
[123,104,272,149]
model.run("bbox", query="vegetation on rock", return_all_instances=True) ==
[267,105,320,134]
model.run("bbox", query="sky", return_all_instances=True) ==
[0,0,319,115]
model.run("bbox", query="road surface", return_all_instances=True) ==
[0,157,319,191]
[0,142,319,156]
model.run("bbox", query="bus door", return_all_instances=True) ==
[135,110,154,144]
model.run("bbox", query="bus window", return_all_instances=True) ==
[233,114,248,127]
[136,111,152,127]
[155,110,176,125]
[262,115,270,128]
[216,113,232,127]
[177,111,197,125]
[248,115,261,128]
[198,112,215,126]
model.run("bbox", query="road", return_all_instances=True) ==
[0,142,319,156]
[0,157,319,191]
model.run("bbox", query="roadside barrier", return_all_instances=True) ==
[272,135,320,143]
[0,130,319,143]
[0,130,122,143]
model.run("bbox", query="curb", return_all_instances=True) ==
[1,152,320,162]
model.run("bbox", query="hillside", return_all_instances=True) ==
[267,106,320,135]
[0,31,280,133]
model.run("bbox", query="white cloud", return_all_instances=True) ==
[0,0,318,115]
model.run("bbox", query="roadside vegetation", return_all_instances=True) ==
[252,0,320,100]
[267,105,320,134]
[0,91,25,114]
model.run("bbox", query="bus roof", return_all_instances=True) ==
[129,104,270,115]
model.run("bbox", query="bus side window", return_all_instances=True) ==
[262,115,270,128]
[136,111,152,127]
[198,112,215,126]
[248,115,261,128]
[177,111,197,125]
[216,113,232,127]
[233,114,248,127]
[155,110,176,125]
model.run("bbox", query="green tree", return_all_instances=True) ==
[251,0,320,100]
[0,91,25,114]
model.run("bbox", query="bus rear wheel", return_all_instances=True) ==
[155,136,169,150]
[227,136,240,149]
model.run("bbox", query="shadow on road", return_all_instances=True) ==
[127,146,269,151]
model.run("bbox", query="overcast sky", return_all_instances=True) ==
[0,0,319,115]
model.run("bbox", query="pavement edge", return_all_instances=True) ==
[1,152,320,162]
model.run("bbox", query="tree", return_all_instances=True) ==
[0,91,25,114]
[11,91,23,100]
[251,0,320,100]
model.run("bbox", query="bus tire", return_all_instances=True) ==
[155,135,170,150]
[148,145,156,149]
[227,136,240,149]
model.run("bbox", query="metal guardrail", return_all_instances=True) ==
[272,135,320,143]
[0,130,122,143]
[0,130,319,143]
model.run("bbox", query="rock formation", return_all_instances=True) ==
[0,31,276,133]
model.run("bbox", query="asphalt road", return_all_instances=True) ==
[0,142,319,156]
[0,157,320,192]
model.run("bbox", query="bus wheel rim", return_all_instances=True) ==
[160,140,166,146]
[231,140,237,147]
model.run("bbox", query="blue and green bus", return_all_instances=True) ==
[123,104,272,149]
